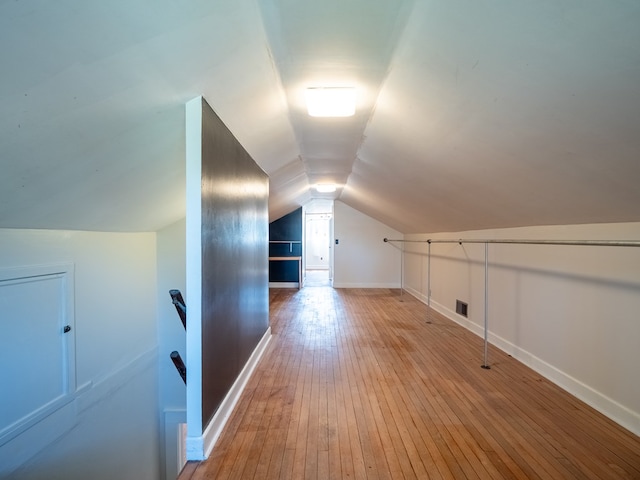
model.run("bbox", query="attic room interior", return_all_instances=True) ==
[1,1,639,479]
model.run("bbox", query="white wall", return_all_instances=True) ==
[0,228,160,479]
[402,222,640,436]
[333,201,402,288]
[156,218,187,479]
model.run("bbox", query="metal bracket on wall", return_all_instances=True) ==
[169,289,187,384]
[169,289,186,329]
[170,351,187,384]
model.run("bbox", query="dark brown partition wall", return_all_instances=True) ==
[200,98,269,426]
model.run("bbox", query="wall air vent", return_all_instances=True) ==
[456,300,468,318]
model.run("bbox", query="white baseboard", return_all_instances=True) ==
[404,288,640,437]
[178,423,187,473]
[197,327,272,459]
[162,409,186,480]
[332,282,401,288]
[269,282,299,288]
[488,331,640,436]
[404,286,428,303]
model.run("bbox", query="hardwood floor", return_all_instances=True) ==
[181,287,640,479]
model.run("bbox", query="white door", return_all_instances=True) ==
[305,215,331,270]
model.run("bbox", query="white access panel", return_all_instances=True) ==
[0,264,75,445]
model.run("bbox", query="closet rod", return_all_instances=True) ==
[383,238,640,248]
[383,235,640,369]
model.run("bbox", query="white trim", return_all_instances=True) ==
[429,298,483,337]
[488,330,640,436]
[0,346,157,476]
[162,409,187,480]
[75,347,156,413]
[186,327,272,460]
[269,282,299,289]
[0,263,76,446]
[405,288,640,437]
[185,96,204,441]
[0,399,77,475]
[185,434,204,462]
[178,423,187,472]
[332,282,401,289]
[404,285,427,303]
[306,265,330,270]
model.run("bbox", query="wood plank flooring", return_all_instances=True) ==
[181,287,640,479]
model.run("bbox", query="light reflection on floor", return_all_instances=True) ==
[303,269,331,287]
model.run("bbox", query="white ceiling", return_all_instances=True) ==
[1,0,639,233]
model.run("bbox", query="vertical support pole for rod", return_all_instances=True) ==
[481,242,491,369]
[427,241,431,307]
[400,246,404,298]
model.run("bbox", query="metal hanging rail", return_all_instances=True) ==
[383,236,640,369]
[383,238,640,247]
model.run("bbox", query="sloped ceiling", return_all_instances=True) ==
[1,1,639,233]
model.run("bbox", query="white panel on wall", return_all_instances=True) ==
[0,229,160,479]
[0,264,75,445]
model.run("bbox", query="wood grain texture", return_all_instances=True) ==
[181,287,640,480]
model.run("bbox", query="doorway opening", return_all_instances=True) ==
[303,200,334,287]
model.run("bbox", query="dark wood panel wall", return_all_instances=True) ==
[200,98,269,426]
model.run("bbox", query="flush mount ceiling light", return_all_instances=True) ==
[315,184,337,193]
[305,87,356,117]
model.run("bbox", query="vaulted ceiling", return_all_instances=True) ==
[1,1,639,233]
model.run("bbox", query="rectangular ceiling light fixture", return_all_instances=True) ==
[305,87,356,117]
[315,184,337,193]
